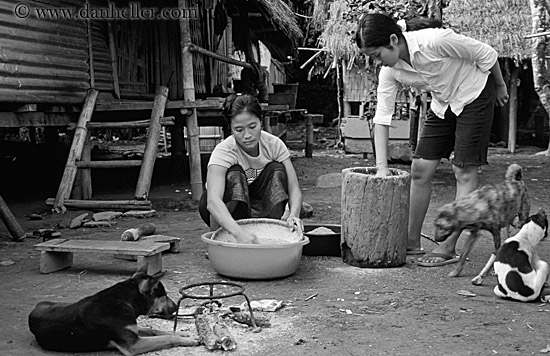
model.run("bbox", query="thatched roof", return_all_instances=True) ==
[444,0,532,62]
[319,0,533,63]
[230,0,303,63]
[318,0,359,61]
[257,0,303,47]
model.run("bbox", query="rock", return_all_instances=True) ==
[315,173,342,188]
[83,221,117,228]
[300,203,313,218]
[70,213,90,229]
[92,211,123,221]
[388,142,413,163]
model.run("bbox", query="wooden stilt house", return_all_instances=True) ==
[0,0,302,210]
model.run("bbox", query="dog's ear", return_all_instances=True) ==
[137,270,166,294]
[132,264,149,280]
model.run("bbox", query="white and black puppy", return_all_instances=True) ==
[493,209,549,302]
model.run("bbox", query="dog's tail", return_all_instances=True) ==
[505,164,523,182]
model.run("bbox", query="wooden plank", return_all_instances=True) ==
[94,99,221,112]
[34,239,170,256]
[86,117,174,129]
[75,160,142,169]
[0,112,75,128]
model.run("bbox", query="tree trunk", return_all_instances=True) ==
[341,167,410,268]
[529,0,550,155]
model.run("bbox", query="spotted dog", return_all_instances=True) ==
[433,164,530,284]
[494,209,549,302]
[29,266,198,355]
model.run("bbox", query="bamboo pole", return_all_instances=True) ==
[53,89,99,213]
[135,86,169,200]
[300,49,324,70]
[0,194,26,242]
[188,44,253,69]
[508,63,518,153]
[46,198,152,211]
[179,2,203,200]
[81,131,92,199]
[107,21,120,99]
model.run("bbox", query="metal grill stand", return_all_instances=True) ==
[173,281,258,332]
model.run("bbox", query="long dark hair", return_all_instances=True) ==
[222,94,262,126]
[355,13,442,49]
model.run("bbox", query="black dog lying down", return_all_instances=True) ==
[29,266,198,355]
[433,164,530,284]
[494,209,549,302]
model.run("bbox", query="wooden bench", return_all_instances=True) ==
[34,239,171,275]
[114,235,181,261]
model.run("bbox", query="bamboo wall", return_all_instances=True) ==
[0,0,113,104]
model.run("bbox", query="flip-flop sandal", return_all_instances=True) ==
[420,233,440,245]
[406,248,426,255]
[417,252,459,267]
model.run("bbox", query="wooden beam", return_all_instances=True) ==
[188,44,253,69]
[508,64,518,153]
[179,2,203,200]
[0,194,26,242]
[0,112,74,127]
[86,117,174,129]
[94,99,221,112]
[53,89,99,213]
[76,160,142,169]
[135,86,169,200]
[525,31,550,39]
[45,198,152,211]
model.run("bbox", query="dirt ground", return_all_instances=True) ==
[1,124,550,356]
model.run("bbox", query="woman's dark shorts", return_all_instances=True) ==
[413,74,496,167]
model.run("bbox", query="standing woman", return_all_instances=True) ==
[355,13,508,266]
[199,94,303,243]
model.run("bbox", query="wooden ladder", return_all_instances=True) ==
[49,86,171,213]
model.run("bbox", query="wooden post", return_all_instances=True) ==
[53,89,99,213]
[508,63,518,153]
[341,167,410,267]
[305,114,313,158]
[179,2,203,200]
[81,130,92,199]
[0,194,26,242]
[135,86,169,200]
[107,21,120,99]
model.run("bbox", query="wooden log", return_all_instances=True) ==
[341,167,410,268]
[194,314,220,351]
[53,88,99,213]
[45,198,152,211]
[81,131,92,199]
[120,223,157,241]
[86,117,174,129]
[135,86,169,200]
[179,7,203,200]
[188,44,253,69]
[0,194,26,242]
